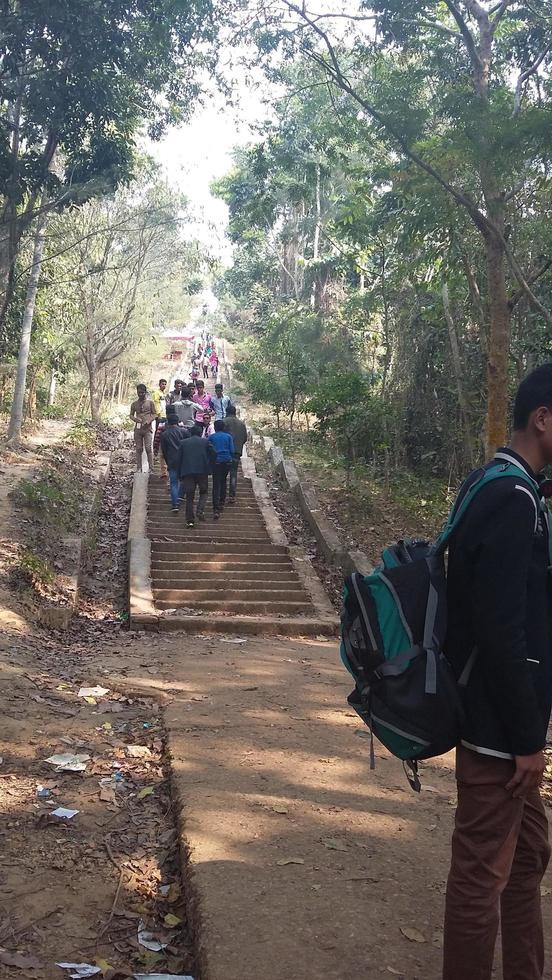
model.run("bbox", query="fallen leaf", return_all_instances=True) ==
[276,857,304,866]
[167,883,181,904]
[541,885,552,897]
[387,968,404,976]
[99,786,116,803]
[400,926,426,944]
[137,786,154,800]
[94,958,113,974]
[272,805,288,814]
[321,837,348,852]
[163,913,181,927]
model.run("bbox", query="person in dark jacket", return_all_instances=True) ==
[208,419,234,518]
[160,406,189,512]
[443,363,552,980]
[177,424,216,526]
[223,405,247,503]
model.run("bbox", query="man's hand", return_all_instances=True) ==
[505,750,545,798]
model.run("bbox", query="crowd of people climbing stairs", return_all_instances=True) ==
[129,335,247,527]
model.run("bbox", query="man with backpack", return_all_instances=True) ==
[208,419,234,518]
[443,364,552,980]
[160,406,190,512]
[177,423,216,527]
[223,404,247,503]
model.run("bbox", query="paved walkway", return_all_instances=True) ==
[163,633,459,980]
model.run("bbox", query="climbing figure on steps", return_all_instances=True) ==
[160,406,190,512]
[208,420,234,520]
[177,423,216,527]
[223,404,248,504]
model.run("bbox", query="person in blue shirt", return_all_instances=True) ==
[208,420,235,518]
[209,382,232,420]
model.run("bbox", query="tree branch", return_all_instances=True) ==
[503,245,552,323]
[508,258,552,310]
[512,44,550,115]
[442,0,482,69]
[287,3,491,234]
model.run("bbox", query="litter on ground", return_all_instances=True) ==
[137,922,168,952]
[45,753,90,772]
[56,964,102,978]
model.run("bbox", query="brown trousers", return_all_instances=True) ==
[443,745,550,980]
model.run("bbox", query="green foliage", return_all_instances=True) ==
[306,371,386,462]
[66,421,98,452]
[13,470,76,529]
[16,549,55,588]
[0,0,219,207]
[217,0,552,472]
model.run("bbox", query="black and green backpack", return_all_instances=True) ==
[340,459,542,790]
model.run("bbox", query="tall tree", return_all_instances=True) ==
[255,0,552,450]
[39,181,202,420]
[0,0,220,326]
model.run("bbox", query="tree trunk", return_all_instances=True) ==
[87,358,100,421]
[26,366,38,420]
[48,368,57,406]
[442,282,474,466]
[485,235,511,456]
[6,205,48,444]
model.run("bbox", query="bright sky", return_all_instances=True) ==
[145,0,367,260]
[146,83,269,262]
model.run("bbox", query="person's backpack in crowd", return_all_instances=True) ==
[340,459,542,790]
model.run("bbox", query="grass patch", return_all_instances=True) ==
[12,464,84,532]
[17,548,55,587]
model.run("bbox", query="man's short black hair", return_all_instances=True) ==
[190,423,203,436]
[214,419,225,431]
[215,383,223,391]
[166,407,179,424]
[136,383,146,392]
[513,363,552,429]
[159,378,167,384]
[226,404,236,416]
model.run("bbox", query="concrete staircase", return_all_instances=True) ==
[128,359,336,634]
[147,461,336,635]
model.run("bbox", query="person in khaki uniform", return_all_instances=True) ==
[129,384,156,472]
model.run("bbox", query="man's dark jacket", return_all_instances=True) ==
[160,425,189,471]
[224,416,248,457]
[178,435,215,478]
[445,448,552,759]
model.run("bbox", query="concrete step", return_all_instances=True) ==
[150,534,273,545]
[147,517,266,529]
[154,597,314,613]
[148,501,259,511]
[157,614,338,636]
[151,556,293,568]
[152,569,297,582]
[154,588,308,602]
[151,543,289,555]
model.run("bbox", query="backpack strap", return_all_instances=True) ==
[434,460,541,554]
